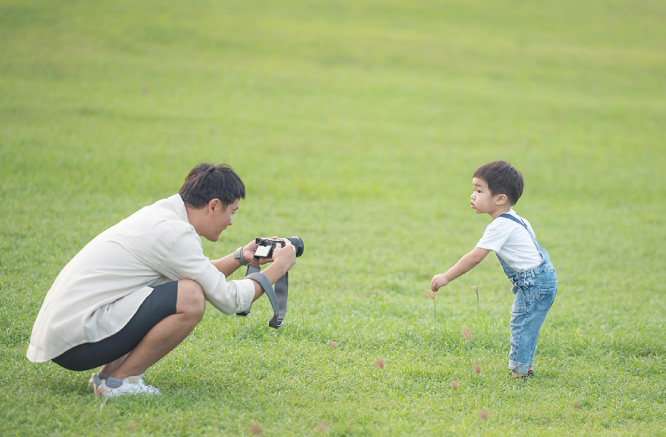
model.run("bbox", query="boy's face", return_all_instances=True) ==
[470,178,506,215]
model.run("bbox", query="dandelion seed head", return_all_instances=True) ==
[461,325,472,341]
[424,290,436,300]
[478,408,491,420]
[471,285,478,295]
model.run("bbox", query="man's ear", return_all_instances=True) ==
[208,198,222,212]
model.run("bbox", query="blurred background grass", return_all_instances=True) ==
[1,0,665,434]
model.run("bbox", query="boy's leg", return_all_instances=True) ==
[509,282,556,376]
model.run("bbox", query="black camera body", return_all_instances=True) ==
[254,236,304,259]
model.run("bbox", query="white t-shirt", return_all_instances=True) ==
[27,194,255,362]
[476,209,542,272]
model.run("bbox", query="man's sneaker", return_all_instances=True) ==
[88,372,104,389]
[95,374,161,397]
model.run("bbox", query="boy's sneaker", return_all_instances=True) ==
[509,369,534,379]
[95,374,161,397]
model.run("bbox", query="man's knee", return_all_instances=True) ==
[177,280,206,320]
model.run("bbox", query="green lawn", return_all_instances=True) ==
[1,0,665,435]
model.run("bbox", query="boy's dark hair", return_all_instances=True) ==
[474,161,524,205]
[179,163,245,208]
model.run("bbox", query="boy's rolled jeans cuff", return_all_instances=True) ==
[509,360,530,375]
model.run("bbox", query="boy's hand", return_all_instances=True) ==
[431,274,449,292]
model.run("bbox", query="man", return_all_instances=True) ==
[27,163,297,396]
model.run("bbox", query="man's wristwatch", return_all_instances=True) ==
[234,246,249,266]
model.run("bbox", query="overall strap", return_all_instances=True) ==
[498,214,543,257]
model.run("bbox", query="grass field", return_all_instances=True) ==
[1,0,665,435]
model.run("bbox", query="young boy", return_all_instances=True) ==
[430,161,557,378]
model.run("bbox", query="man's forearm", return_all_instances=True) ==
[211,253,241,277]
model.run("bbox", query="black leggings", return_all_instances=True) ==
[52,281,178,371]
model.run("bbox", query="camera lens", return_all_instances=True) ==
[287,236,304,257]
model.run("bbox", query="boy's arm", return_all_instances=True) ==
[431,247,490,291]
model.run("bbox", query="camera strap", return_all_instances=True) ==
[236,262,288,329]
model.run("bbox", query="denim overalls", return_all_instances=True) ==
[498,214,557,375]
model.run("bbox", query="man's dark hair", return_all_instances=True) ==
[473,161,524,205]
[179,163,245,208]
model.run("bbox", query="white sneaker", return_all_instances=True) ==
[95,374,161,397]
[88,372,103,389]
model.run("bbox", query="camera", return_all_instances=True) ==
[254,236,304,259]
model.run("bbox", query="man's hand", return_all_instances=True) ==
[431,274,449,292]
[242,237,278,265]
[243,237,297,273]
[254,238,296,288]
[271,239,297,271]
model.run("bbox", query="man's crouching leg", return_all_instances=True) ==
[98,280,205,396]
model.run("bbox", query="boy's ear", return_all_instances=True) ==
[495,194,508,205]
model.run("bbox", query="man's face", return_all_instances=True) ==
[206,198,239,242]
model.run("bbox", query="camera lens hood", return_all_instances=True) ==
[286,236,304,257]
